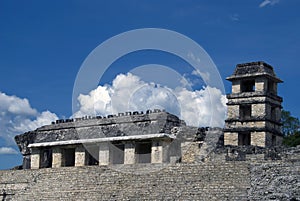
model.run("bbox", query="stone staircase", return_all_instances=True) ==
[1,162,251,201]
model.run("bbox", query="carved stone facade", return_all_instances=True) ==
[224,61,283,147]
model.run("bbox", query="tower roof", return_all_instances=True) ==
[226,61,283,82]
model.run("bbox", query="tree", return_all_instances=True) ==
[281,110,300,147]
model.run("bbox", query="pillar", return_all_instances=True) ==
[151,141,168,163]
[251,132,266,147]
[52,147,63,168]
[99,142,109,166]
[75,145,86,167]
[124,142,135,164]
[30,148,40,169]
[224,132,238,146]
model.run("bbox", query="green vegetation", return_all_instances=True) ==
[281,110,300,147]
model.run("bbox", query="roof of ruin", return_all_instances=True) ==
[14,110,197,155]
[226,61,283,82]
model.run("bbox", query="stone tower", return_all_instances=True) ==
[224,61,283,147]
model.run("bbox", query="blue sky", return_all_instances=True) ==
[0,0,300,169]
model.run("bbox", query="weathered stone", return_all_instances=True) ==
[52,147,63,168]
[30,148,40,169]
[225,61,283,147]
[98,142,109,166]
[124,142,135,164]
[75,145,86,167]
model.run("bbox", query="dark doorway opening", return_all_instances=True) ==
[40,148,52,168]
[135,141,152,163]
[64,148,75,167]
[110,143,124,164]
[86,146,99,165]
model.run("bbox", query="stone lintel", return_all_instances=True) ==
[225,118,283,126]
[28,133,175,148]
[224,126,282,136]
[227,73,282,83]
[226,92,283,102]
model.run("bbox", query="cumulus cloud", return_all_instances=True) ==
[0,92,58,146]
[0,92,37,115]
[259,0,280,8]
[74,73,227,128]
[0,147,18,155]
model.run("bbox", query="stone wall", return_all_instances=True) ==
[1,147,299,201]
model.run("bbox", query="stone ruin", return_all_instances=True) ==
[1,61,299,201]
[13,61,285,170]
[15,109,193,169]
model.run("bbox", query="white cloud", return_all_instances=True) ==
[259,0,280,8]
[0,92,37,115]
[74,73,227,128]
[0,92,58,146]
[0,147,19,155]
[13,111,58,132]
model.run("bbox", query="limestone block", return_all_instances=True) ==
[252,104,266,118]
[75,145,86,167]
[227,105,239,119]
[251,132,266,147]
[232,80,240,93]
[124,142,135,164]
[151,141,168,163]
[52,147,63,168]
[224,132,238,146]
[30,148,40,169]
[226,121,266,129]
[99,143,109,166]
[255,78,266,92]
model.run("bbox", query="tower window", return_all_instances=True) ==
[240,105,251,120]
[241,80,255,92]
[238,132,251,145]
[268,80,275,94]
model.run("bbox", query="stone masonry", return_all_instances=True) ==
[1,61,299,200]
[224,61,283,147]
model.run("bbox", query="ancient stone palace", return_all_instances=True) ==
[1,61,299,201]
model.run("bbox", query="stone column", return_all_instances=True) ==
[99,142,109,166]
[251,132,266,147]
[52,147,63,168]
[151,141,168,163]
[30,148,40,169]
[224,132,238,146]
[124,142,135,164]
[75,145,86,167]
